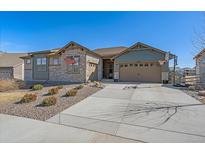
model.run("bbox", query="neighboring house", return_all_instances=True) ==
[194,49,205,83]
[168,67,196,84]
[169,67,183,84]
[0,53,26,80]
[21,41,175,83]
[183,67,196,77]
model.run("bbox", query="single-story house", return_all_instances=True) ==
[194,49,205,83]
[183,67,196,77]
[0,52,26,80]
[21,41,175,83]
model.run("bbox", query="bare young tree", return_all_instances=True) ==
[192,13,205,55]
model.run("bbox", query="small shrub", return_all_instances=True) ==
[66,89,78,97]
[32,84,44,91]
[74,84,84,90]
[95,82,102,88]
[20,93,37,103]
[195,85,204,91]
[48,87,59,95]
[92,81,102,88]
[57,85,63,89]
[41,96,57,106]
[188,86,196,91]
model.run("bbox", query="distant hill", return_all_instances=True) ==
[0,50,6,53]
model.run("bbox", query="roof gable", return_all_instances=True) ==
[55,41,101,58]
[56,41,90,54]
[113,42,174,60]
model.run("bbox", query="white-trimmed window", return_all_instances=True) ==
[36,57,47,65]
[50,57,60,65]
[42,58,46,65]
[53,58,60,65]
[26,59,31,64]
[65,55,80,73]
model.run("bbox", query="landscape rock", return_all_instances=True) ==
[198,90,205,96]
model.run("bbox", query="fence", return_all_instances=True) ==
[183,75,200,85]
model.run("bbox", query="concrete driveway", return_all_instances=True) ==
[0,114,138,143]
[48,83,205,142]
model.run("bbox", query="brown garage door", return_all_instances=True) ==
[119,62,161,82]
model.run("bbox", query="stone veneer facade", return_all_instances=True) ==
[49,46,87,82]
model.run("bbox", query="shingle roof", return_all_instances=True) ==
[93,46,127,58]
[28,48,61,54]
[0,53,26,67]
[28,42,101,58]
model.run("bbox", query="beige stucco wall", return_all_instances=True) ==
[49,47,86,82]
[85,54,102,81]
[13,63,24,80]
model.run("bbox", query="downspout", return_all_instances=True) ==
[173,55,178,85]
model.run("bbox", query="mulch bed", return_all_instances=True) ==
[0,84,101,121]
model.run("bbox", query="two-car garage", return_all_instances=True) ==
[113,42,173,83]
[119,62,161,82]
[96,42,173,83]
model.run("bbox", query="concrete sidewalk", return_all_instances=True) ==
[0,114,139,143]
[48,83,205,142]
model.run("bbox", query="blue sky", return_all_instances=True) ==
[0,11,204,67]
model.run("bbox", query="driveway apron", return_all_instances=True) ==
[47,83,205,142]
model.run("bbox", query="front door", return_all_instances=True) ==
[33,56,49,80]
[103,59,114,79]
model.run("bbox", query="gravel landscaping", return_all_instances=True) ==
[181,87,205,104]
[0,83,102,121]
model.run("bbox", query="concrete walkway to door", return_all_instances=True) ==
[48,83,205,142]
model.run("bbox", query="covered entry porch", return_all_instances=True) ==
[102,59,114,79]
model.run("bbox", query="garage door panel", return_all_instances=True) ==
[0,68,13,79]
[119,62,161,82]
